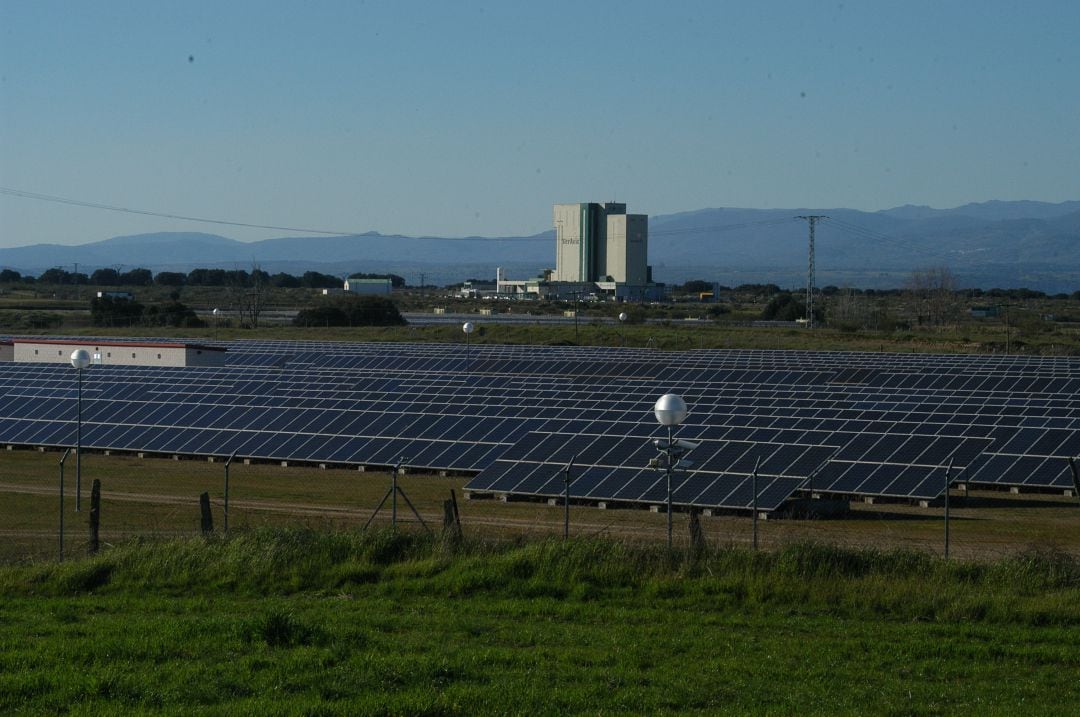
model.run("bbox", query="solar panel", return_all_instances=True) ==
[3,338,1080,511]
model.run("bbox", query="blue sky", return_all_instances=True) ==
[1,0,1078,247]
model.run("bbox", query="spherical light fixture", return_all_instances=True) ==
[654,393,688,427]
[70,349,91,370]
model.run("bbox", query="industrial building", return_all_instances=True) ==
[553,202,649,284]
[495,202,662,301]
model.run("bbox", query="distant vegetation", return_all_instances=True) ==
[0,266,409,290]
[90,295,204,328]
[5,264,1080,356]
[294,294,406,327]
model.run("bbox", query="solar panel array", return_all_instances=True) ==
[0,337,1077,512]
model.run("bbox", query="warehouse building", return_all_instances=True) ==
[343,277,393,295]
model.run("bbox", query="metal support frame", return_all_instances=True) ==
[796,215,828,328]
[364,457,431,533]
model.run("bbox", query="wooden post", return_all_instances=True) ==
[88,479,101,555]
[944,459,954,560]
[442,499,455,530]
[443,490,463,542]
[450,489,462,533]
[752,457,761,550]
[200,491,214,534]
[59,448,71,562]
[689,509,706,558]
[1069,457,1080,507]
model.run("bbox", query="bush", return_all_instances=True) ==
[294,295,406,327]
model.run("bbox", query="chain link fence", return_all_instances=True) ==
[2,447,1078,563]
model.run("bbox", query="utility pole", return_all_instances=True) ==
[795,216,828,328]
[419,272,425,301]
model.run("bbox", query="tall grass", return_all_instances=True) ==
[3,528,1077,625]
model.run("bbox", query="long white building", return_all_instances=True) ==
[8,339,226,367]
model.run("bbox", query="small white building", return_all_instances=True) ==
[12,339,227,367]
[343,277,392,295]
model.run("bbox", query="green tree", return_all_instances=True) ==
[761,293,815,322]
[294,295,406,327]
[119,268,154,286]
[39,267,70,284]
[154,271,187,287]
[90,268,120,285]
[144,300,204,328]
[271,272,302,288]
[679,279,714,294]
[90,296,145,327]
[300,271,342,288]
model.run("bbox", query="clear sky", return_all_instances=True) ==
[1,0,1078,247]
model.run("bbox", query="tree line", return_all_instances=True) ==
[0,267,406,289]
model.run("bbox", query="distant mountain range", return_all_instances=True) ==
[3,200,1079,291]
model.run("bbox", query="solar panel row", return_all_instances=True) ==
[0,339,1077,513]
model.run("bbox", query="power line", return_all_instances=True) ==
[0,186,362,236]
[2,185,804,243]
[828,216,958,265]
[649,217,798,237]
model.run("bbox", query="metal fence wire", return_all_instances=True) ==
[1,448,1078,563]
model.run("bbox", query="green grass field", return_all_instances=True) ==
[1,532,1078,715]
[3,435,1079,713]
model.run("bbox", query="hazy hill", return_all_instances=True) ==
[2,200,1079,291]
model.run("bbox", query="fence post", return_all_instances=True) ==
[88,479,101,555]
[944,459,954,560]
[224,452,236,534]
[442,490,462,543]
[688,509,706,558]
[59,448,71,561]
[200,491,214,534]
[1069,457,1080,508]
[752,457,761,550]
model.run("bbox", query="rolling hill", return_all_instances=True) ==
[2,200,1078,291]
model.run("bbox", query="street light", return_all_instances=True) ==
[70,349,91,512]
[618,312,628,346]
[463,321,474,374]
[653,393,692,548]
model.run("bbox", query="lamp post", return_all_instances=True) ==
[618,312,628,346]
[654,393,688,548]
[70,349,90,512]
[462,322,474,374]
